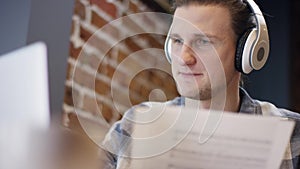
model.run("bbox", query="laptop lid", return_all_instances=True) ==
[0,42,50,129]
[0,42,51,169]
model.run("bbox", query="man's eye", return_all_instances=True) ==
[172,38,183,45]
[195,39,211,46]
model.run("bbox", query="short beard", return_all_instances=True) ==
[198,87,212,100]
[177,82,212,100]
[181,83,227,102]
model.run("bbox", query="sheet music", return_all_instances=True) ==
[128,105,295,169]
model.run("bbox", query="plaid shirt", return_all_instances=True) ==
[103,88,300,169]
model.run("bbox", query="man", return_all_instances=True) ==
[103,0,300,168]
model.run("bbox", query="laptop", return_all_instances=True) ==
[0,42,50,169]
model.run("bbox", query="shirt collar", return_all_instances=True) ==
[177,87,262,115]
[239,87,262,115]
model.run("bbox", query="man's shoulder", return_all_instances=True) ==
[256,100,300,119]
[122,97,183,119]
[257,100,300,136]
[279,108,300,168]
[111,97,183,133]
[278,108,300,121]
[278,108,300,138]
[102,97,183,157]
[246,99,300,168]
[277,108,300,139]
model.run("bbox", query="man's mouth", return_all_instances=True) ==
[178,72,203,76]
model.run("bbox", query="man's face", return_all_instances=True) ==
[169,4,240,100]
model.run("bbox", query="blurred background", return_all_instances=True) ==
[1,0,300,130]
[0,0,299,166]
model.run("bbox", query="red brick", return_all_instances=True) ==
[137,70,150,80]
[169,87,179,97]
[73,67,95,89]
[88,36,111,54]
[130,95,147,106]
[74,0,86,20]
[64,86,73,106]
[105,50,114,59]
[109,86,129,104]
[139,84,151,98]
[163,76,179,98]
[82,95,100,115]
[80,26,93,42]
[95,79,110,95]
[91,11,107,28]
[64,86,80,107]
[123,17,144,35]
[70,21,75,36]
[90,0,117,18]
[65,63,73,80]
[129,78,142,93]
[150,70,163,86]
[69,42,82,59]
[124,37,142,52]
[97,63,107,75]
[101,104,113,122]
[117,50,128,63]
[106,64,115,78]
[81,52,100,70]
[139,34,164,49]
[102,24,119,39]
[143,14,156,24]
[82,95,115,122]
[129,1,139,13]
[109,68,128,87]
[139,14,156,31]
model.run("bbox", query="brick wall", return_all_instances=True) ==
[63,0,178,127]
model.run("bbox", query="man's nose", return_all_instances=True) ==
[179,44,196,65]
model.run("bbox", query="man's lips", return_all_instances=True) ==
[178,72,203,76]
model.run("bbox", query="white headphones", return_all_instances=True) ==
[164,0,269,74]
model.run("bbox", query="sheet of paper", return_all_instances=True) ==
[128,105,295,169]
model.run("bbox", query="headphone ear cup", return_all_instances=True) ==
[235,29,253,73]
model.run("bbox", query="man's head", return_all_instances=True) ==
[166,0,257,100]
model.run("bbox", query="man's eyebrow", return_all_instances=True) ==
[193,33,220,40]
[168,33,221,40]
[169,33,181,38]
